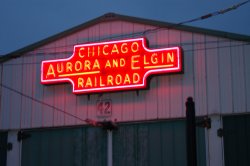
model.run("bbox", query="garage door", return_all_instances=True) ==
[0,132,8,166]
[21,120,206,166]
[113,120,206,166]
[21,127,107,166]
[223,114,250,166]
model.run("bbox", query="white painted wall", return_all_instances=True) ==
[1,20,250,130]
[7,131,21,166]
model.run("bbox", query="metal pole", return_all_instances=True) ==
[186,97,197,166]
[107,130,113,166]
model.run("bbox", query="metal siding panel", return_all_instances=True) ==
[121,91,135,121]
[1,88,10,129]
[121,21,134,36]
[132,23,146,37]
[110,93,122,122]
[0,64,1,82]
[145,34,158,120]
[32,54,44,128]
[1,65,12,129]
[157,76,171,118]
[133,92,146,121]
[53,39,68,126]
[42,42,55,54]
[5,20,250,129]
[169,30,183,118]
[76,95,88,125]
[63,35,78,126]
[132,24,147,121]
[231,42,246,113]
[0,65,2,129]
[65,33,78,49]
[181,31,195,115]
[7,131,21,166]
[87,23,100,42]
[111,21,123,36]
[205,36,220,114]
[156,29,171,119]
[21,56,35,128]
[145,77,158,120]
[42,52,55,127]
[64,85,77,125]
[243,45,250,113]
[76,26,92,44]
[53,83,65,126]
[218,39,233,114]
[87,94,99,122]
[9,58,23,129]
[99,21,111,39]
[207,116,224,166]
[74,30,89,125]
[120,22,136,121]
[193,34,208,116]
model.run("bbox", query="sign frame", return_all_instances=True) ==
[41,37,183,94]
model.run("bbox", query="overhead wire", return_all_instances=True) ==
[179,0,249,24]
[0,83,86,123]
[143,0,250,35]
[2,41,249,66]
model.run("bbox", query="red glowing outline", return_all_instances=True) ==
[41,38,182,94]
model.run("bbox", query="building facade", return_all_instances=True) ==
[0,13,250,166]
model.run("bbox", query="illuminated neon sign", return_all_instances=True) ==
[41,38,182,94]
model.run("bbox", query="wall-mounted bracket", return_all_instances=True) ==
[196,117,211,129]
[17,131,31,142]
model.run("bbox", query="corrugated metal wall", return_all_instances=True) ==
[0,20,250,130]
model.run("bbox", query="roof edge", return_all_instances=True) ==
[1,12,250,63]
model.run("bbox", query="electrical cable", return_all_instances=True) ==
[0,83,86,123]
[2,41,249,66]
[143,0,250,34]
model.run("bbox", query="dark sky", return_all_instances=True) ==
[0,0,250,55]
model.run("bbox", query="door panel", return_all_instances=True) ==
[223,115,250,166]
[113,120,206,166]
[0,132,8,166]
[21,127,106,166]
[21,119,206,166]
